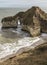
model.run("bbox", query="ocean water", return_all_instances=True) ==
[0,8,47,61]
[0,8,47,47]
[0,8,28,44]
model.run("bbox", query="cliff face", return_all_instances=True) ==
[21,6,47,36]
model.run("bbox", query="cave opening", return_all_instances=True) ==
[17,19,21,28]
[18,20,20,25]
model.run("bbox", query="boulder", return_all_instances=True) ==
[21,6,47,36]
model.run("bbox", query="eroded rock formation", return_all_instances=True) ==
[1,6,47,37]
[1,12,24,28]
[1,16,18,28]
[13,12,25,25]
[21,6,47,36]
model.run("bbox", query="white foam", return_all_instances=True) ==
[0,37,44,62]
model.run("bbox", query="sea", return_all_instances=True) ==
[0,8,47,62]
[0,8,28,44]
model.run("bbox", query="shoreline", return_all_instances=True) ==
[0,37,45,62]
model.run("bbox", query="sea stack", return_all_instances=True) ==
[21,6,47,36]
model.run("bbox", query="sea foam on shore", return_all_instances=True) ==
[0,36,45,62]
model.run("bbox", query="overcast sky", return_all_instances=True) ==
[0,0,47,8]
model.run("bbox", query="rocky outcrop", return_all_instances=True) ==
[13,12,25,25]
[1,16,18,28]
[1,12,25,28]
[1,6,47,37]
[21,6,47,36]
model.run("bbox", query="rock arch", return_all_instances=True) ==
[1,6,47,37]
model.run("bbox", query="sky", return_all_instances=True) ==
[0,0,47,8]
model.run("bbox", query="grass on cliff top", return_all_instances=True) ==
[0,42,47,65]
